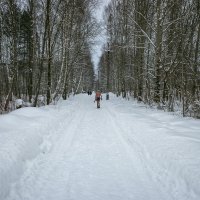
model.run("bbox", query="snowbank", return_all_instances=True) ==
[0,97,75,199]
[0,108,49,198]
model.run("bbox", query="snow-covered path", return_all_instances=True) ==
[1,94,200,200]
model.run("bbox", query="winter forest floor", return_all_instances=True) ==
[0,93,200,200]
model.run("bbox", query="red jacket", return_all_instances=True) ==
[95,91,101,98]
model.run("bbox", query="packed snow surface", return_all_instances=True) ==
[0,94,200,200]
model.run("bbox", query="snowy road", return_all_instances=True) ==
[1,94,200,200]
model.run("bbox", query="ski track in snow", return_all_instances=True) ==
[2,94,200,200]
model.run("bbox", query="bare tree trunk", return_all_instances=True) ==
[154,0,162,105]
[46,0,52,105]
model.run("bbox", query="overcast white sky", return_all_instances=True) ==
[91,0,110,72]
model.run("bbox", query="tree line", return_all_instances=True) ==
[0,0,98,113]
[99,0,200,118]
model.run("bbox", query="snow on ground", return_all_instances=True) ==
[0,93,200,200]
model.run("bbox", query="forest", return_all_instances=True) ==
[0,0,200,118]
[0,0,97,113]
[99,0,200,118]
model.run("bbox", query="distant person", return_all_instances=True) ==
[94,90,102,108]
[88,90,92,95]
